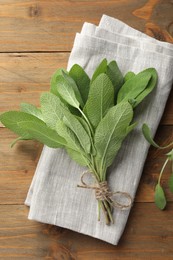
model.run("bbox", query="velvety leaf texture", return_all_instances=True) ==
[91,58,107,83]
[56,74,81,109]
[134,68,158,107]
[50,68,68,96]
[84,73,114,128]
[62,110,91,154]
[106,60,124,100]
[66,148,88,166]
[117,70,152,104]
[0,111,37,138]
[69,64,90,104]
[124,71,136,82]
[56,119,84,153]
[94,102,133,170]
[154,184,167,210]
[40,92,68,129]
[20,103,43,120]
[19,120,66,148]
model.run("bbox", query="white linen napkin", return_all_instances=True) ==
[25,15,173,245]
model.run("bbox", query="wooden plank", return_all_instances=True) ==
[161,90,173,125]
[0,203,173,259]
[0,53,172,125]
[0,0,172,52]
[0,126,173,204]
[0,128,43,171]
[0,170,34,205]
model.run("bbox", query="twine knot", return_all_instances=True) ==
[77,171,133,210]
[94,181,112,201]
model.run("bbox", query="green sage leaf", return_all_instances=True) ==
[135,68,158,107]
[154,184,167,210]
[62,71,84,107]
[18,119,66,148]
[142,123,160,148]
[94,101,133,170]
[62,110,91,154]
[91,58,107,83]
[56,74,81,109]
[106,60,124,100]
[84,73,114,128]
[69,64,90,104]
[117,69,152,104]
[50,68,68,95]
[0,111,35,138]
[124,71,136,82]
[66,148,88,166]
[76,116,96,156]
[56,119,83,152]
[0,111,66,148]
[40,92,68,129]
[20,103,43,120]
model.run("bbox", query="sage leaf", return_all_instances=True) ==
[91,58,107,83]
[0,111,35,138]
[62,110,91,154]
[134,68,158,107]
[18,120,66,148]
[124,71,136,82]
[94,102,133,170]
[69,64,90,104]
[50,68,68,95]
[168,173,173,193]
[154,184,167,210]
[117,69,152,104]
[40,92,68,129]
[62,71,84,107]
[20,103,43,120]
[76,116,96,156]
[0,111,66,148]
[84,73,114,128]
[66,148,88,166]
[76,116,91,138]
[56,75,81,109]
[56,119,83,152]
[142,124,162,149]
[106,60,124,100]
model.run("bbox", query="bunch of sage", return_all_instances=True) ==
[142,124,173,210]
[0,58,158,224]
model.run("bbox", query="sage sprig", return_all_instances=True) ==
[142,124,173,210]
[0,59,158,224]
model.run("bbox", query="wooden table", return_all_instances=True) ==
[0,1,173,259]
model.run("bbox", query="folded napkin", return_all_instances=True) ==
[25,15,173,245]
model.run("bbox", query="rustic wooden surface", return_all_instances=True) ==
[0,0,173,259]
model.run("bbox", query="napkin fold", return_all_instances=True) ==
[25,15,173,245]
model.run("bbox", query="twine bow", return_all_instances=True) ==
[77,171,133,209]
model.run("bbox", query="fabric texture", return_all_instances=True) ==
[25,15,173,245]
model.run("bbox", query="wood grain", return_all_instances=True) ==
[0,0,172,52]
[0,0,173,258]
[0,203,173,259]
[0,53,172,125]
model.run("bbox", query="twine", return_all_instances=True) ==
[77,171,133,209]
